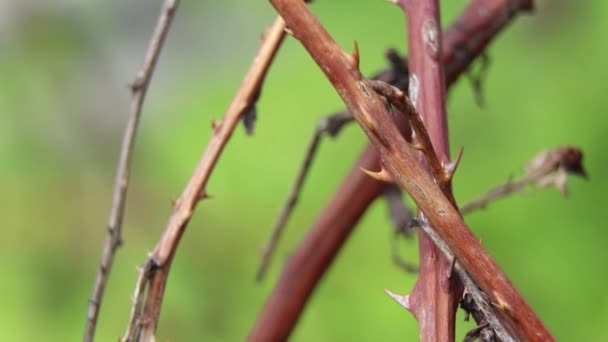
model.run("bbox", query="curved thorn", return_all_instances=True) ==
[384,288,412,311]
[360,167,393,183]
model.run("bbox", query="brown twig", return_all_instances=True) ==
[461,146,587,214]
[120,261,153,342]
[256,110,352,281]
[84,1,180,341]
[249,1,534,340]
[123,16,288,341]
[264,0,554,340]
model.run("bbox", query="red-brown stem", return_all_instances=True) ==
[130,17,288,342]
[396,0,459,340]
[249,144,383,342]
[249,1,533,340]
[262,0,554,339]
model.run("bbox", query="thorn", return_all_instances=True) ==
[443,146,464,182]
[492,291,512,315]
[382,0,398,4]
[384,288,411,311]
[198,191,213,201]
[409,141,425,151]
[361,167,393,183]
[351,40,360,71]
[284,27,295,37]
[359,109,381,141]
[211,119,221,133]
[171,198,181,209]
[447,256,457,279]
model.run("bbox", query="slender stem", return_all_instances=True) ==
[265,0,554,340]
[256,111,352,281]
[461,146,587,214]
[84,1,179,341]
[123,16,288,342]
[394,0,460,340]
[249,1,534,339]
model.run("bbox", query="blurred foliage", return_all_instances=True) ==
[1,0,607,341]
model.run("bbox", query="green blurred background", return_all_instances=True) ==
[1,0,607,340]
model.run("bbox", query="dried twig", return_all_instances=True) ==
[256,50,410,281]
[123,16,288,341]
[84,1,179,341]
[264,0,555,340]
[120,261,153,342]
[256,110,352,281]
[249,1,534,340]
[461,147,587,214]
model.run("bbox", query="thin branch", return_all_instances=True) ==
[461,146,587,214]
[123,16,288,342]
[120,261,153,342]
[264,0,554,340]
[256,110,352,281]
[249,1,533,340]
[84,1,179,341]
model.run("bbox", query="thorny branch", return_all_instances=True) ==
[265,0,554,340]
[84,1,179,341]
[122,16,288,342]
[249,1,536,340]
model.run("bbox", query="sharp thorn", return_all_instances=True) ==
[443,146,464,183]
[211,119,221,133]
[351,40,360,71]
[384,288,411,311]
[447,256,457,279]
[198,191,213,201]
[361,167,393,183]
[409,141,425,151]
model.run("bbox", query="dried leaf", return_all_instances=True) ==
[524,146,587,196]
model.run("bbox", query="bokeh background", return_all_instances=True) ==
[2,0,607,341]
